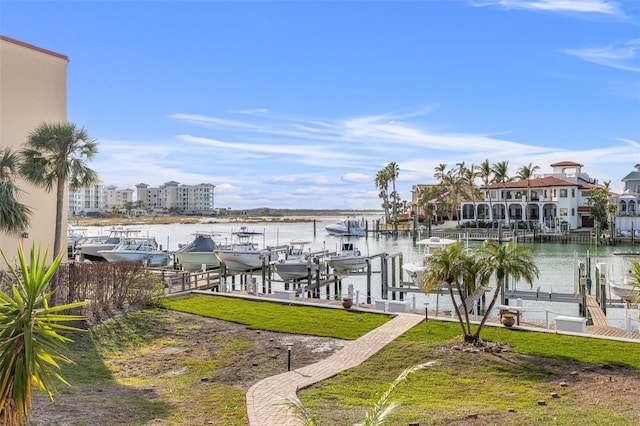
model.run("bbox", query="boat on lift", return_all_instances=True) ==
[402,236,458,286]
[173,232,221,272]
[75,227,143,261]
[215,227,287,272]
[328,242,367,273]
[98,237,171,267]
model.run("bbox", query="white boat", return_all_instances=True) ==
[325,218,365,237]
[173,233,221,272]
[328,242,367,273]
[215,227,286,272]
[273,240,313,282]
[401,236,457,286]
[98,237,170,267]
[67,225,89,256]
[75,227,142,261]
[607,252,640,302]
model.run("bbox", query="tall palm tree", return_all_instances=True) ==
[476,160,494,228]
[375,169,391,223]
[474,240,539,340]
[516,162,540,230]
[0,244,87,425]
[458,162,480,228]
[421,242,477,341]
[0,148,31,236]
[20,122,99,257]
[491,161,511,227]
[385,162,400,236]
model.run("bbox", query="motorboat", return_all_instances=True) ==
[401,236,457,286]
[67,225,89,256]
[273,240,314,282]
[325,218,365,237]
[75,226,143,261]
[607,252,640,302]
[98,237,171,267]
[328,242,367,273]
[215,227,286,272]
[173,233,221,272]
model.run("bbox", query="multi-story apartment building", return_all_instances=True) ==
[0,35,68,261]
[458,161,601,230]
[136,181,215,214]
[68,184,135,215]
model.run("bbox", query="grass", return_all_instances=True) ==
[37,294,640,425]
[157,293,392,339]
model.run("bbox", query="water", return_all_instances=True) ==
[78,215,639,332]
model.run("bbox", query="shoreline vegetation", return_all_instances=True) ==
[69,209,386,227]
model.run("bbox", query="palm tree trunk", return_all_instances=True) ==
[54,179,65,258]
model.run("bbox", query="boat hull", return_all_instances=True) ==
[216,250,265,272]
[274,260,311,282]
[99,250,170,267]
[328,256,367,273]
[610,283,639,302]
[174,252,221,272]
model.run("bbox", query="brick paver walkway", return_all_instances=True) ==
[245,313,425,426]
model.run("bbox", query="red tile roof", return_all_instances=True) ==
[483,176,598,190]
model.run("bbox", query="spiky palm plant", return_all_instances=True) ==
[0,148,31,236]
[284,362,435,425]
[0,244,87,425]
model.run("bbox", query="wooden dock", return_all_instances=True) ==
[585,294,609,327]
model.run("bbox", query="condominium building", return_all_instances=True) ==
[68,184,134,215]
[135,181,215,214]
[0,35,68,261]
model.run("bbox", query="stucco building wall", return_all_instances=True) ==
[0,35,68,262]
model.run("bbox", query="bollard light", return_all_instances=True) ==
[286,343,293,371]
[424,302,429,322]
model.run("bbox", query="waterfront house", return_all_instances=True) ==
[459,161,602,230]
[0,35,68,261]
[614,164,640,233]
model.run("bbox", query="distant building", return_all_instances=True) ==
[458,161,602,230]
[135,181,215,214]
[614,164,640,233]
[0,35,68,261]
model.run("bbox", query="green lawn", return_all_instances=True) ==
[40,294,640,425]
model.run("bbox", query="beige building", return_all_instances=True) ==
[136,181,215,214]
[0,35,68,262]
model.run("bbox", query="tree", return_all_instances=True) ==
[474,240,539,339]
[458,162,480,228]
[0,148,32,236]
[375,169,391,223]
[0,244,87,425]
[476,160,495,227]
[491,161,511,226]
[434,164,464,225]
[20,122,99,258]
[421,242,477,342]
[585,184,611,231]
[516,162,540,230]
[385,162,400,236]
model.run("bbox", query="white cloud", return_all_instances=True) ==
[563,39,640,72]
[480,0,623,15]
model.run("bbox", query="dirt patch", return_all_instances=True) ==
[28,311,349,425]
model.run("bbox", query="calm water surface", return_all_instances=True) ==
[80,215,639,331]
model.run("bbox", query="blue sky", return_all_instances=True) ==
[2,0,639,210]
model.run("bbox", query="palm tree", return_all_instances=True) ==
[476,160,494,228]
[516,162,540,230]
[474,240,539,340]
[375,169,391,223]
[491,161,511,227]
[0,244,87,425]
[20,122,99,258]
[458,162,480,228]
[385,162,400,237]
[421,242,477,341]
[0,148,31,236]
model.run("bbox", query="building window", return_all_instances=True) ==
[560,208,568,216]
[571,208,575,216]
[559,189,567,198]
